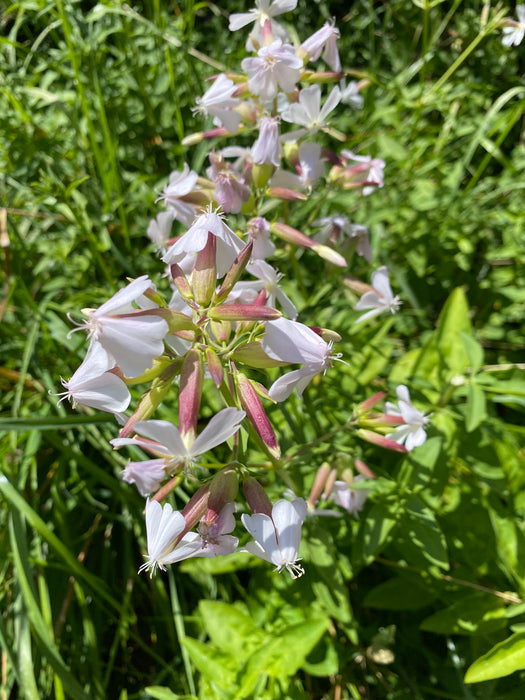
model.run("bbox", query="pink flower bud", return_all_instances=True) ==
[170,263,195,306]
[191,232,217,306]
[181,484,211,533]
[308,462,331,507]
[235,372,280,459]
[243,476,273,516]
[355,429,409,453]
[208,304,281,322]
[205,348,224,387]
[267,187,308,202]
[271,221,346,267]
[207,466,239,518]
[209,319,232,343]
[355,459,376,479]
[179,349,204,442]
[357,391,388,413]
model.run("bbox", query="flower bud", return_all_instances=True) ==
[209,319,232,344]
[267,187,307,202]
[243,476,273,516]
[179,349,204,442]
[170,263,195,306]
[235,372,280,459]
[205,348,224,387]
[191,232,217,306]
[215,240,253,303]
[308,462,331,507]
[355,429,408,454]
[208,304,281,322]
[271,221,346,266]
[181,484,211,532]
[208,465,239,516]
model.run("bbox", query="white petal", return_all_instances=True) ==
[262,317,327,364]
[189,408,245,458]
[95,276,151,317]
[241,512,279,564]
[371,266,394,301]
[272,498,307,564]
[133,420,188,458]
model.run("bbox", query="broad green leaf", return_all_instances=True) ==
[434,287,472,376]
[465,632,525,683]
[301,635,339,677]
[364,576,437,610]
[357,502,399,564]
[198,601,264,660]
[465,382,487,432]
[181,638,237,688]
[421,594,507,636]
[460,331,484,374]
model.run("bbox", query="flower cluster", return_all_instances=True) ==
[59,2,431,581]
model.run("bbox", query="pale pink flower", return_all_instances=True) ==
[111,407,246,472]
[270,141,325,190]
[157,164,200,226]
[246,217,275,260]
[147,210,175,250]
[120,459,166,497]
[194,74,242,133]
[184,503,239,557]
[262,317,339,401]
[502,5,525,46]
[242,40,302,101]
[251,116,281,166]
[355,266,401,324]
[313,215,371,261]
[240,498,307,578]
[385,385,430,451]
[281,84,340,140]
[341,150,385,195]
[57,340,130,414]
[232,259,297,319]
[70,276,169,378]
[340,80,364,110]
[208,153,250,214]
[229,0,297,51]
[300,20,341,71]
[162,206,245,277]
[331,476,371,518]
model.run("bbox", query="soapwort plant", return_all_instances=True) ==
[60,1,425,581]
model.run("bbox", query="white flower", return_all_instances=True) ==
[232,259,298,319]
[157,164,200,226]
[194,74,241,133]
[355,266,401,324]
[120,459,166,497]
[70,276,169,378]
[269,141,325,191]
[147,210,175,250]
[300,20,341,72]
[502,5,525,46]
[251,116,281,166]
[229,0,297,51]
[189,503,239,557]
[262,317,338,401]
[341,149,385,195]
[241,498,307,578]
[340,80,364,110]
[331,476,371,518]
[313,215,371,261]
[281,84,341,140]
[111,407,246,472]
[242,40,302,101]
[162,206,245,277]
[57,340,130,414]
[246,217,276,260]
[139,500,190,576]
[385,385,430,451]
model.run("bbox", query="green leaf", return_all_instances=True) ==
[145,688,197,700]
[357,502,399,564]
[198,602,264,661]
[399,495,449,569]
[465,632,525,683]
[181,638,237,688]
[421,594,507,636]
[364,576,437,610]
[460,331,484,374]
[465,382,487,432]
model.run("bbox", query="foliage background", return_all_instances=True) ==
[1,0,524,698]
